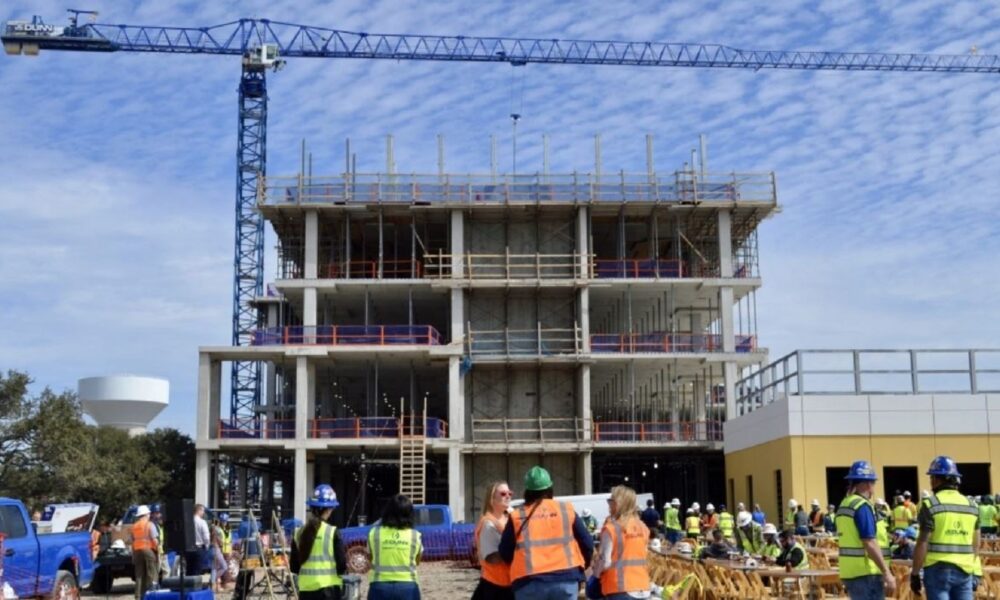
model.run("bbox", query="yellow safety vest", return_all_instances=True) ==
[735,524,763,554]
[762,542,781,559]
[718,512,735,538]
[685,516,700,536]
[294,523,343,590]
[923,490,979,575]
[892,505,911,531]
[368,525,421,583]
[785,509,796,528]
[222,529,232,555]
[836,494,882,581]
[978,504,997,529]
[786,542,809,570]
[664,507,680,530]
[876,517,891,558]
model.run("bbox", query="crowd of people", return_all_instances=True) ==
[90,452,988,600]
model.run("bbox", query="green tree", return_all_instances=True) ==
[139,427,195,501]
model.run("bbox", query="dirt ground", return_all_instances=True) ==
[82,562,481,600]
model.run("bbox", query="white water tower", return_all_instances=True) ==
[78,375,168,436]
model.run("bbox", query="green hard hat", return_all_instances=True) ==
[524,465,553,491]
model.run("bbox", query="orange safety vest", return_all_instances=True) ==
[475,514,512,587]
[132,518,157,552]
[599,516,651,595]
[508,499,585,582]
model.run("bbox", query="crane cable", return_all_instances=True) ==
[509,63,526,175]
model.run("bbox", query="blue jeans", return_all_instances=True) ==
[666,529,682,545]
[514,579,579,600]
[923,564,973,600]
[842,575,884,600]
[795,526,810,536]
[367,581,420,600]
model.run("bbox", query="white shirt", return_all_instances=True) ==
[194,515,210,547]
[477,519,502,561]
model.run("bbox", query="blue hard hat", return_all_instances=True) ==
[219,512,230,523]
[845,460,878,481]
[903,527,917,540]
[149,503,161,514]
[927,456,961,478]
[308,484,339,508]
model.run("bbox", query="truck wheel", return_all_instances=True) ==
[345,545,371,574]
[89,567,112,594]
[52,570,80,600]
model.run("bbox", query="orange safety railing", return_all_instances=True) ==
[592,258,685,278]
[309,416,448,439]
[593,421,724,442]
[590,333,757,353]
[217,418,296,439]
[252,325,442,346]
[323,260,423,279]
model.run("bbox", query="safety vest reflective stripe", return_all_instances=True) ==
[599,518,651,594]
[735,525,762,553]
[370,526,419,582]
[475,514,511,587]
[508,499,585,582]
[132,519,156,551]
[836,494,882,581]
[295,523,343,588]
[924,490,978,574]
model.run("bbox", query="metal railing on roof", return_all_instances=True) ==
[736,349,1000,415]
[260,171,777,206]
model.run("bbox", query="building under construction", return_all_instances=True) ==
[194,137,778,523]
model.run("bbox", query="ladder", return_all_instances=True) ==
[398,402,427,504]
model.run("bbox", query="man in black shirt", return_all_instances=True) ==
[699,529,734,560]
[775,529,808,570]
[640,499,662,536]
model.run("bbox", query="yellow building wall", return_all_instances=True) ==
[726,434,1000,521]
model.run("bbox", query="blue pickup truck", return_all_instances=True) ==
[0,498,96,599]
[338,504,475,573]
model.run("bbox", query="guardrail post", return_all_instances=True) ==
[853,350,862,394]
[970,350,978,394]
[794,351,804,396]
[910,350,920,393]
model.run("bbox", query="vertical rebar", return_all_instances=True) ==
[699,133,708,177]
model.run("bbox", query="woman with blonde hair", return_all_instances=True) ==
[593,485,652,599]
[471,481,514,600]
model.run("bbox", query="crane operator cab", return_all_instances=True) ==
[243,44,285,71]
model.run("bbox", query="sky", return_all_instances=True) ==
[1,0,999,434]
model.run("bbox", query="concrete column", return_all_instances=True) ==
[197,353,213,442]
[693,377,706,440]
[448,356,465,441]
[578,365,591,441]
[719,287,735,352]
[195,450,211,505]
[294,447,308,521]
[450,210,464,279]
[724,362,738,421]
[579,289,590,353]
[303,288,317,327]
[578,452,593,494]
[448,447,466,522]
[718,210,733,278]
[450,288,464,345]
[576,206,589,278]
[305,211,319,279]
[265,306,279,416]
[295,357,315,439]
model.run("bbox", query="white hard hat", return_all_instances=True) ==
[581,508,592,517]
[111,539,127,550]
[676,542,693,554]
[876,498,887,506]
[663,501,671,508]
[762,523,777,535]
[921,490,931,499]
[788,499,798,508]
[811,499,820,506]
[135,505,150,517]
[649,538,662,552]
[706,503,715,512]
[691,502,700,510]
[686,508,694,514]
[737,511,752,527]
[671,498,681,506]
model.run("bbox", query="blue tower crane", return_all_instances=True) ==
[4,12,999,497]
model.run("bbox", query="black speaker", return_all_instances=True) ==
[164,499,197,554]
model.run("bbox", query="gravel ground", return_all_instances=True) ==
[82,562,481,600]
